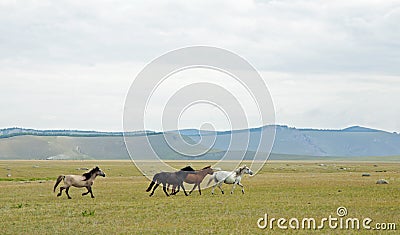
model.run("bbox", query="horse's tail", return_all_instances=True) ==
[146,174,158,192]
[53,175,64,192]
[207,174,215,186]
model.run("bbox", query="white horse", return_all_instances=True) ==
[207,165,253,194]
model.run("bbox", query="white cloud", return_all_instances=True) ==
[0,62,141,131]
[266,71,400,132]
[0,0,399,131]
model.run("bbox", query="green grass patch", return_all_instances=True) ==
[0,177,54,182]
[81,210,95,217]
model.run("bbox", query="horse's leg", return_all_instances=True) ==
[171,185,176,195]
[211,178,218,195]
[90,187,94,198]
[162,183,170,197]
[211,180,221,195]
[65,187,72,199]
[57,186,65,197]
[230,183,237,194]
[171,185,179,195]
[211,182,216,194]
[238,182,245,194]
[82,185,94,198]
[180,182,188,196]
[197,184,202,195]
[217,182,224,194]
[189,184,197,195]
[149,183,159,197]
[82,186,90,196]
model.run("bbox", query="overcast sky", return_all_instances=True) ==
[0,0,399,132]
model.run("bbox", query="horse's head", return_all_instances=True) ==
[240,165,253,176]
[202,165,214,175]
[82,166,106,180]
[94,166,106,177]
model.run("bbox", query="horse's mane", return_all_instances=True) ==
[235,166,246,176]
[180,166,195,171]
[82,166,99,181]
[201,165,211,170]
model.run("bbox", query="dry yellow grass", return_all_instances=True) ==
[0,160,399,234]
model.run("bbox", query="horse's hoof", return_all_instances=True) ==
[68,197,72,199]
[91,196,95,199]
[57,194,61,197]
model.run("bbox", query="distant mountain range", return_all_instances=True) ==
[0,127,158,138]
[0,125,399,160]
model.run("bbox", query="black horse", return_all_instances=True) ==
[167,166,195,194]
[146,167,195,197]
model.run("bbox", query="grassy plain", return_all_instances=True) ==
[0,160,399,234]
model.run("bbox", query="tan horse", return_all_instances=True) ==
[53,166,106,199]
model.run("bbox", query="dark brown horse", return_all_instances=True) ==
[146,170,194,197]
[167,166,194,193]
[169,166,214,195]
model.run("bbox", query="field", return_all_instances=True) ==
[0,160,399,234]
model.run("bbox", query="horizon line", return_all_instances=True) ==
[0,124,393,134]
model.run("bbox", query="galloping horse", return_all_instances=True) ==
[186,165,214,195]
[53,166,106,199]
[166,166,194,193]
[207,165,253,194]
[146,170,194,197]
[172,166,214,195]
